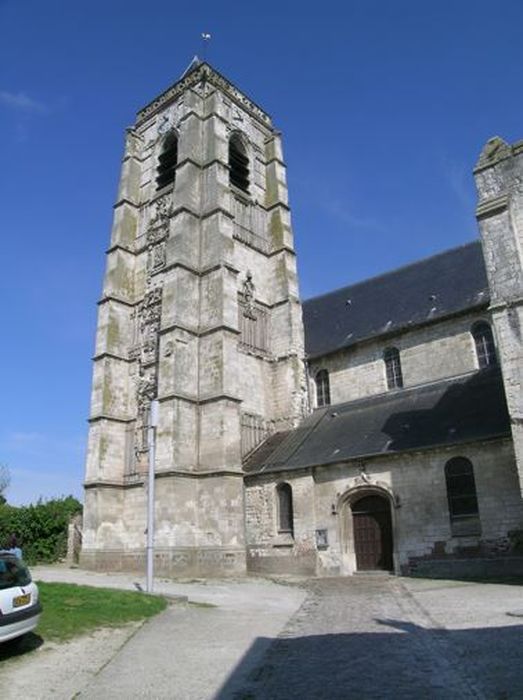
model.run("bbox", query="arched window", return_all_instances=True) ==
[229,133,250,192]
[156,132,178,190]
[315,369,331,407]
[472,321,497,369]
[384,347,403,390]
[445,457,480,535]
[277,483,294,535]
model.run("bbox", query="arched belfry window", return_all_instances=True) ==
[445,457,480,535]
[229,133,250,193]
[315,369,331,407]
[384,347,403,390]
[472,321,497,369]
[277,483,294,535]
[156,132,178,190]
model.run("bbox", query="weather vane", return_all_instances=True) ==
[201,32,211,61]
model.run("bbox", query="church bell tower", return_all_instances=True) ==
[82,59,306,575]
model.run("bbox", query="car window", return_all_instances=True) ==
[0,557,31,589]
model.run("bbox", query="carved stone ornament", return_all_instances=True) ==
[232,108,244,123]
[157,111,172,135]
[136,368,157,411]
[242,271,256,319]
[155,194,171,220]
[147,242,166,277]
[136,64,271,128]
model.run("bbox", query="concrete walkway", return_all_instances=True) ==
[31,566,307,699]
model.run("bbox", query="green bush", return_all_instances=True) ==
[0,496,82,564]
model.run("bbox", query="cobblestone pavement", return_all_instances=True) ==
[218,575,523,700]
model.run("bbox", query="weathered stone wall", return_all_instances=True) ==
[244,439,523,576]
[474,137,523,497]
[309,310,493,407]
[245,471,318,575]
[82,63,307,576]
[82,472,247,575]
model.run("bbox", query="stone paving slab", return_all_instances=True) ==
[222,576,523,700]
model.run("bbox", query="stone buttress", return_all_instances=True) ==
[81,60,306,576]
[475,137,523,497]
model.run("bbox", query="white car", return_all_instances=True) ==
[0,552,42,642]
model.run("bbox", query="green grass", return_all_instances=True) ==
[35,581,168,642]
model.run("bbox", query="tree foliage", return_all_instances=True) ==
[0,496,82,564]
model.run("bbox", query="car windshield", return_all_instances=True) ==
[0,556,31,590]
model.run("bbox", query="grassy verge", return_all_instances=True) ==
[36,582,168,642]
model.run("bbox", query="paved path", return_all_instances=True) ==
[223,576,523,700]
[3,567,523,698]
[31,566,308,699]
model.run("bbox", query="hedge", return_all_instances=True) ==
[0,496,82,564]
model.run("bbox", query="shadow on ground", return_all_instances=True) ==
[0,632,43,662]
[215,620,523,699]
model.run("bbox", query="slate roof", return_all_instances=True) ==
[244,367,510,475]
[303,241,490,359]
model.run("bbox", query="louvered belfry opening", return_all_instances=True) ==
[229,134,249,192]
[156,132,178,190]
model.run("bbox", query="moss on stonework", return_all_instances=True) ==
[102,380,113,412]
[269,210,285,247]
[265,139,276,162]
[107,314,119,351]
[111,261,134,298]
[275,257,288,292]
[99,435,108,462]
[265,171,278,207]
[120,209,137,247]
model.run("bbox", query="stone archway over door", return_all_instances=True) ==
[352,495,393,571]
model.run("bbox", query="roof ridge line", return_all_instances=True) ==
[303,239,482,305]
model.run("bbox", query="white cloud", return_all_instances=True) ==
[0,90,47,113]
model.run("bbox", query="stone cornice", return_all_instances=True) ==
[158,391,242,405]
[97,295,136,308]
[88,414,134,424]
[264,201,291,213]
[199,324,240,338]
[92,351,131,363]
[158,259,239,279]
[85,468,244,490]
[136,62,273,129]
[106,243,136,256]
[475,194,508,220]
[489,297,523,312]
[156,468,244,479]
[268,245,296,259]
[113,197,140,210]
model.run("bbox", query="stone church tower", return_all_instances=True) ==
[474,138,523,496]
[82,59,306,575]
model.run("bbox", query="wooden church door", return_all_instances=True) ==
[352,495,393,571]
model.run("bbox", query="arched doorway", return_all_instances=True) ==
[351,494,393,571]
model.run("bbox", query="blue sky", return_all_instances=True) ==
[1,0,523,505]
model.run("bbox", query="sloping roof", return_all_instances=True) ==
[244,367,510,475]
[303,241,490,359]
